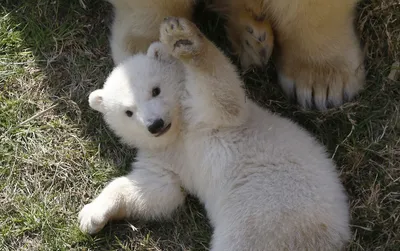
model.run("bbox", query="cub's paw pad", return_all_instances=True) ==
[78,203,109,235]
[174,39,193,49]
[162,17,185,34]
[160,17,203,57]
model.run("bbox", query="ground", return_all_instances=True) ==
[0,0,399,250]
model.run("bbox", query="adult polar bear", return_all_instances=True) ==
[79,17,350,250]
[107,0,365,110]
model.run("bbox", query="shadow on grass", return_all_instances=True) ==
[2,0,399,250]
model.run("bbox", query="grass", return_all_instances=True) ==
[0,0,399,250]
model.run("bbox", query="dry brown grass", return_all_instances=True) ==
[0,0,399,250]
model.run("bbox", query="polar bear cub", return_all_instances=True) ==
[79,17,350,250]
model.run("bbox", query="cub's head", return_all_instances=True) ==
[89,42,185,149]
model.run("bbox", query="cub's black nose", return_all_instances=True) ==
[147,119,165,134]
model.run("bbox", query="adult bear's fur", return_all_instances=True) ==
[107,0,365,110]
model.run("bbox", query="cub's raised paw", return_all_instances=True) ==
[226,8,274,70]
[78,202,109,235]
[160,17,204,58]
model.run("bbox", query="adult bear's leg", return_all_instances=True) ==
[107,0,195,65]
[210,0,275,69]
[215,0,365,110]
[271,0,365,110]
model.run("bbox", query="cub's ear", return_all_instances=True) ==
[88,89,105,113]
[147,42,174,62]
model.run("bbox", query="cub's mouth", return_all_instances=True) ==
[155,123,171,137]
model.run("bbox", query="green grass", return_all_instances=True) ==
[1,0,399,250]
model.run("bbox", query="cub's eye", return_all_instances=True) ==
[125,110,133,117]
[152,87,160,97]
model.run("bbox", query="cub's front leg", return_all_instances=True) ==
[159,17,248,128]
[78,163,185,234]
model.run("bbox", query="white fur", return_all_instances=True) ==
[80,37,350,250]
